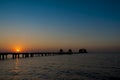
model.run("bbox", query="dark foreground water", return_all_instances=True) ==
[0,53,120,80]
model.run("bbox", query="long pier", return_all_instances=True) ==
[0,52,79,60]
[0,49,87,60]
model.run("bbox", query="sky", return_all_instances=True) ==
[0,0,120,52]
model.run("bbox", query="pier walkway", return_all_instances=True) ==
[0,52,79,60]
[0,49,87,60]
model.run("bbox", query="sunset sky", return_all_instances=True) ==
[0,0,120,52]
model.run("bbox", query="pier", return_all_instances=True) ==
[0,49,87,60]
[0,52,55,60]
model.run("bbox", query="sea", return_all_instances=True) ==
[0,53,120,80]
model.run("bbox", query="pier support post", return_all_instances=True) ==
[0,54,1,60]
[1,54,5,60]
[15,54,17,59]
[22,54,24,58]
[25,54,29,58]
[12,54,14,59]
[5,54,7,59]
[30,53,33,57]
[45,54,47,56]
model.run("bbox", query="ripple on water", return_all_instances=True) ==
[0,53,120,80]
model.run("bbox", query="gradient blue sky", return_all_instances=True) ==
[0,0,120,52]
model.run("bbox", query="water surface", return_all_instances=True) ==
[0,53,120,80]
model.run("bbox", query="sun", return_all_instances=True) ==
[16,49,20,52]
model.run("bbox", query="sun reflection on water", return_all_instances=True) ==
[12,57,20,80]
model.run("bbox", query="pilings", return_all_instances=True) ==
[0,52,66,60]
[0,53,8,60]
[0,49,87,60]
[0,53,54,60]
[12,53,22,59]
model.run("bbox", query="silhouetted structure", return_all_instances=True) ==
[59,49,63,54]
[0,48,88,60]
[79,48,87,53]
[60,49,63,53]
[68,49,73,54]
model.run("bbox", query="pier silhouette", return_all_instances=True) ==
[0,49,87,60]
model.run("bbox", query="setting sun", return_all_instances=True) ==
[16,49,20,52]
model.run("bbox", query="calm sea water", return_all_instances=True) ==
[0,53,120,80]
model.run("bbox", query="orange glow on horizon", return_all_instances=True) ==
[16,49,20,52]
